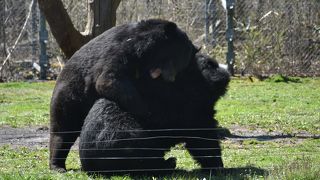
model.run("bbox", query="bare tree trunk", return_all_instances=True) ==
[96,0,121,36]
[0,0,6,57]
[38,0,121,59]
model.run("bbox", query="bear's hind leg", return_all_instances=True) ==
[49,86,89,172]
[49,131,80,172]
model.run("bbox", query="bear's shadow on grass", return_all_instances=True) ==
[80,167,267,179]
[159,167,267,179]
[229,134,320,141]
[213,167,267,178]
[221,128,320,141]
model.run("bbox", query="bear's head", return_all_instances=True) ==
[132,19,198,82]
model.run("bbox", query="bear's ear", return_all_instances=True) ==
[163,22,177,34]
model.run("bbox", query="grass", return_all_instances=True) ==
[0,140,319,179]
[0,81,54,127]
[216,77,320,134]
[0,77,319,179]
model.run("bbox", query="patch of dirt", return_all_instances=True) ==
[0,126,79,149]
[224,125,319,146]
[0,125,318,149]
[227,125,319,139]
[0,126,50,148]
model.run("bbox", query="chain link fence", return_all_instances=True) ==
[234,0,320,77]
[0,0,39,81]
[0,0,319,81]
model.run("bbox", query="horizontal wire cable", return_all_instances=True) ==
[83,164,320,173]
[82,166,252,173]
[2,165,320,174]
[78,136,221,143]
[54,155,221,160]
[0,136,222,144]
[1,129,318,138]
[84,167,217,173]
[1,153,319,162]
[60,147,222,151]
[55,146,320,151]
[47,128,229,134]
[1,146,318,151]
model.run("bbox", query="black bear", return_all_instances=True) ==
[79,98,170,175]
[137,53,230,171]
[79,53,230,175]
[49,19,197,172]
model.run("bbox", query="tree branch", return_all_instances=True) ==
[38,0,121,59]
[38,0,91,59]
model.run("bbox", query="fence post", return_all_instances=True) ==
[205,0,218,46]
[39,10,48,80]
[226,0,235,76]
[0,0,6,57]
[31,0,38,65]
[205,0,209,44]
[210,0,218,46]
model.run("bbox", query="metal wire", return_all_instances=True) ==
[0,127,229,135]
[2,165,320,176]
[54,147,223,151]
[1,0,319,80]
[0,153,319,162]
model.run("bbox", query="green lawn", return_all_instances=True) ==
[0,78,319,179]
[216,77,320,134]
[0,81,54,127]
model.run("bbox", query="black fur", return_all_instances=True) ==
[79,53,230,175]
[79,99,171,176]
[49,19,196,171]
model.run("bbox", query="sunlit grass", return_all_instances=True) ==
[0,78,320,179]
[216,77,320,134]
[0,81,54,127]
